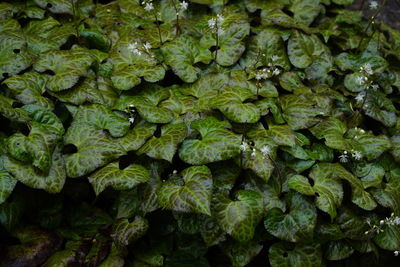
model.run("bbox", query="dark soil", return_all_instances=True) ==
[348,0,400,30]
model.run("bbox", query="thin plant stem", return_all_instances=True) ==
[171,0,181,36]
[357,0,387,51]
[152,11,163,45]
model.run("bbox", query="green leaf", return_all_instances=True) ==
[221,240,263,267]
[0,159,17,204]
[213,190,263,242]
[200,9,250,66]
[391,135,400,162]
[264,192,317,242]
[269,242,322,267]
[215,86,260,123]
[110,37,165,90]
[325,240,354,261]
[6,105,64,173]
[4,145,66,193]
[119,121,156,151]
[289,0,322,26]
[33,47,95,92]
[158,166,212,215]
[240,28,291,71]
[280,93,326,130]
[0,31,32,78]
[288,30,329,69]
[3,72,53,108]
[161,35,212,83]
[111,217,149,246]
[70,104,130,138]
[114,86,176,124]
[33,0,74,14]
[363,90,397,127]
[138,123,187,162]
[63,124,126,178]
[179,117,241,165]
[88,162,150,195]
[374,225,400,250]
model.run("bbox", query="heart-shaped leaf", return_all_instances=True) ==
[138,123,187,162]
[88,162,150,195]
[264,191,317,242]
[214,86,260,123]
[213,190,263,242]
[269,242,322,267]
[179,117,241,165]
[4,145,66,193]
[157,165,213,215]
[33,47,95,92]
[64,124,126,178]
[110,37,165,90]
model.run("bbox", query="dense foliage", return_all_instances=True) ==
[0,0,400,266]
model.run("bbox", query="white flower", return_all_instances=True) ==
[355,92,365,102]
[144,2,154,11]
[240,141,249,152]
[216,14,224,24]
[272,68,281,76]
[217,28,225,35]
[255,73,263,81]
[128,42,141,55]
[393,217,400,225]
[369,1,378,10]
[356,75,366,85]
[395,251,400,256]
[173,170,178,174]
[371,84,379,90]
[339,154,348,163]
[143,42,152,51]
[180,1,188,11]
[251,148,257,158]
[208,18,216,28]
[260,145,271,157]
[128,117,135,124]
[271,55,279,62]
[352,151,362,160]
[360,63,373,75]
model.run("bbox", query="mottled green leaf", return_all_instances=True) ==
[4,145,66,193]
[213,190,263,242]
[158,166,212,215]
[33,47,95,92]
[110,37,165,90]
[179,117,241,165]
[269,242,322,267]
[138,123,187,162]
[264,192,317,242]
[89,162,150,195]
[162,35,212,83]
[215,86,260,123]
[64,124,126,178]
[111,217,148,246]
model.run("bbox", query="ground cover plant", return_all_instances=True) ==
[0,0,400,266]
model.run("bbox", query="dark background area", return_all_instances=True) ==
[349,0,400,30]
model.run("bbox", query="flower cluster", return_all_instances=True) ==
[356,63,373,85]
[369,1,378,10]
[179,1,188,11]
[208,14,225,35]
[338,150,363,163]
[127,42,152,56]
[142,0,154,11]
[365,213,400,236]
[240,141,272,159]
[254,55,281,81]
